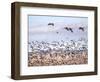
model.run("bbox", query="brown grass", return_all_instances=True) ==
[28,51,88,66]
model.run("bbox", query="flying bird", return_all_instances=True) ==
[69,28,73,33]
[64,27,73,33]
[56,32,59,34]
[48,23,54,26]
[79,27,84,31]
[64,27,69,30]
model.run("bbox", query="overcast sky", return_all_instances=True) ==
[28,15,88,43]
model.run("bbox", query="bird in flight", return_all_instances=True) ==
[48,23,54,26]
[79,27,84,31]
[64,27,73,33]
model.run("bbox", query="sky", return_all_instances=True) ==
[28,15,88,43]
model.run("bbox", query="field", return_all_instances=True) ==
[28,50,88,66]
[28,15,88,66]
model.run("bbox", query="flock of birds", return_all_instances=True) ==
[28,22,87,54]
[48,22,85,33]
[29,39,88,54]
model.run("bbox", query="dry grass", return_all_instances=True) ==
[28,51,88,66]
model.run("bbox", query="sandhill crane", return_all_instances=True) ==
[69,28,73,32]
[64,27,73,33]
[79,27,84,31]
[64,27,69,30]
[48,23,54,26]
[56,32,59,34]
